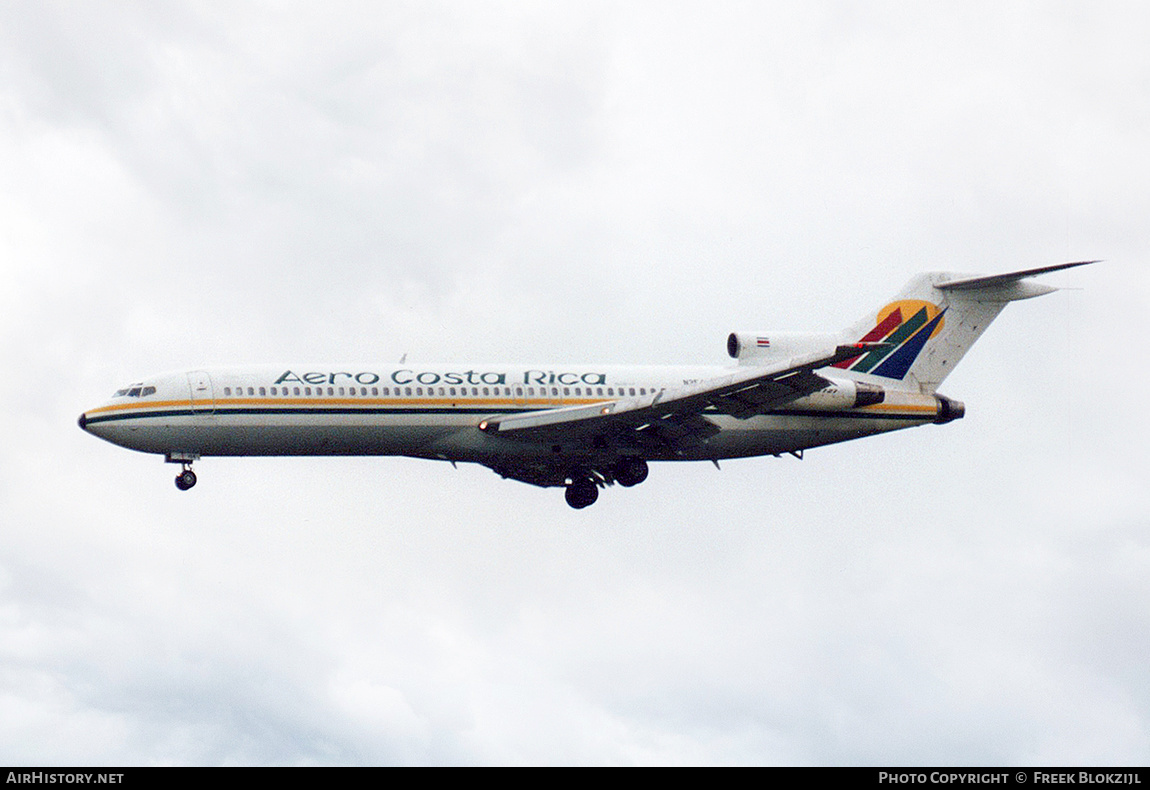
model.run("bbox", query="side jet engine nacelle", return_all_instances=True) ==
[790,379,887,410]
[727,331,839,364]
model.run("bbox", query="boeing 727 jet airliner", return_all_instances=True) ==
[79,262,1092,507]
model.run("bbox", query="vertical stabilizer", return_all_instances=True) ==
[832,261,1094,393]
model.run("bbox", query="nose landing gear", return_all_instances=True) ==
[175,467,197,491]
[166,452,200,492]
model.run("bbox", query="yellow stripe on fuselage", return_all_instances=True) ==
[86,396,610,415]
[86,399,196,415]
[857,402,938,414]
[85,397,939,420]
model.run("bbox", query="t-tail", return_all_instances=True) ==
[829,261,1095,393]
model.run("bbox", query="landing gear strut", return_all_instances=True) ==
[175,466,197,491]
[565,479,599,509]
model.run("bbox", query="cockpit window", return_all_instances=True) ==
[114,384,156,398]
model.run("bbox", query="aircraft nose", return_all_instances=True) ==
[78,412,89,432]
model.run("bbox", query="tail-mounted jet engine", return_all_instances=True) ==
[727,332,886,408]
[727,331,839,363]
[791,379,886,410]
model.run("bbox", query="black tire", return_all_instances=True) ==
[175,469,197,491]
[615,458,649,487]
[565,480,599,509]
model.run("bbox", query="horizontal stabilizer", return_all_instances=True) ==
[937,260,1097,292]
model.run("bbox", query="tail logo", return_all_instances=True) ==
[834,300,946,379]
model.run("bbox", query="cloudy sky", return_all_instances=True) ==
[2,0,1148,765]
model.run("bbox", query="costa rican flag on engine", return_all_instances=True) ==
[756,337,771,347]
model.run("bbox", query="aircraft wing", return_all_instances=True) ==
[479,344,878,452]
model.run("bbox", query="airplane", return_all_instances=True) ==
[78,261,1092,508]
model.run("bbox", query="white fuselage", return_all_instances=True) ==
[79,363,945,472]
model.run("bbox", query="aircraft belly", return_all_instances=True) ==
[194,412,467,456]
[676,412,931,461]
[89,411,472,457]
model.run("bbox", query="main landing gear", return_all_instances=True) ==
[563,459,649,509]
[565,479,599,509]
[614,458,649,488]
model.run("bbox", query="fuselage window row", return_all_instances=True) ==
[213,384,650,401]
